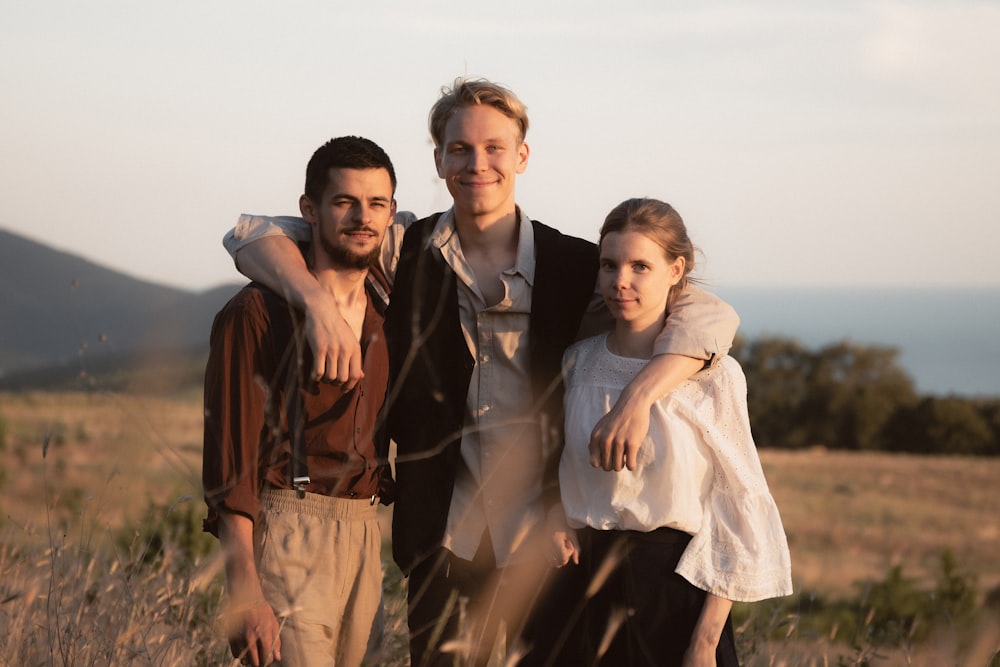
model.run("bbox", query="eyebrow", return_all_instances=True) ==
[331,193,393,203]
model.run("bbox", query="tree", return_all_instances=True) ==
[883,397,994,455]
[801,342,917,450]
[734,337,917,450]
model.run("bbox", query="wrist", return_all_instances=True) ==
[300,282,339,315]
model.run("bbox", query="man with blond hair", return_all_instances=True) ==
[223,77,739,666]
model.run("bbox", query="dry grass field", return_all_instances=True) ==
[1,390,998,665]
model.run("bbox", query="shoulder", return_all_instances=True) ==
[212,283,285,331]
[529,219,599,296]
[530,219,596,255]
[562,334,606,376]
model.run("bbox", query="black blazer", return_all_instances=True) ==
[385,213,599,574]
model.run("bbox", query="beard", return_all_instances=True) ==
[319,232,381,271]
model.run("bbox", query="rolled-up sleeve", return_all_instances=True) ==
[222,215,313,260]
[202,290,271,536]
[653,285,740,364]
[221,211,417,286]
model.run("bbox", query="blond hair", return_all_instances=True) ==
[428,77,529,148]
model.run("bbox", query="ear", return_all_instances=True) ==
[433,146,445,179]
[515,141,530,175]
[668,256,686,286]
[299,194,319,225]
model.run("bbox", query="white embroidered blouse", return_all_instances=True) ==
[559,334,794,602]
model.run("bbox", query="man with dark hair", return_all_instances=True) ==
[203,136,398,667]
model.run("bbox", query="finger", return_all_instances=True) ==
[624,444,638,471]
[599,435,615,471]
[588,432,604,468]
[609,440,624,472]
[272,634,282,662]
[311,352,327,382]
[344,352,364,392]
[246,641,261,667]
[333,352,351,385]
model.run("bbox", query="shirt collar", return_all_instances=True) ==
[430,207,536,286]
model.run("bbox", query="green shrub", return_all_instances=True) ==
[120,494,217,572]
[734,550,984,657]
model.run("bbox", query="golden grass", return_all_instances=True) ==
[1,391,998,665]
[760,448,1000,597]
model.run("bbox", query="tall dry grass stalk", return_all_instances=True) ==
[0,522,231,665]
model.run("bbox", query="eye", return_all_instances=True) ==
[633,263,650,272]
[600,260,616,271]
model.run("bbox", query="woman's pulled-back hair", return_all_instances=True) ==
[599,198,697,309]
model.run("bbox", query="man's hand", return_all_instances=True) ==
[232,234,363,388]
[588,391,651,472]
[589,354,704,471]
[302,288,363,389]
[218,512,282,666]
[226,601,282,666]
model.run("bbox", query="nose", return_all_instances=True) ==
[611,269,628,290]
[354,203,372,223]
[605,269,628,292]
[467,147,488,172]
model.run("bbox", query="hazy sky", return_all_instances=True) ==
[2,0,998,292]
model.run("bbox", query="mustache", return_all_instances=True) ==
[342,225,379,235]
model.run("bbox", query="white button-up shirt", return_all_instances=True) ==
[431,208,544,566]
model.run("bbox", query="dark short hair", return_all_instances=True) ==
[304,136,396,203]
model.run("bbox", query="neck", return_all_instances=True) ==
[607,316,665,359]
[310,256,370,308]
[453,207,520,259]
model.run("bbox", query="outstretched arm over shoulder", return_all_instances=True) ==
[589,285,739,471]
[221,213,413,387]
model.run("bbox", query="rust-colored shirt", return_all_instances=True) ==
[202,281,389,535]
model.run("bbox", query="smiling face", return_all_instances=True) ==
[300,167,396,271]
[599,230,685,332]
[434,104,529,225]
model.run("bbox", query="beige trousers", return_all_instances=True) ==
[256,489,383,667]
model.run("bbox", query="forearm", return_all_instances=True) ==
[690,593,733,653]
[622,353,705,409]
[218,511,282,665]
[234,236,323,312]
[218,512,265,606]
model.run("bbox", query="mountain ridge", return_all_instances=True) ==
[0,227,243,383]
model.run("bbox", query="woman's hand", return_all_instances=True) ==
[546,504,580,567]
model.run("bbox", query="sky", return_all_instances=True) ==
[2,0,999,292]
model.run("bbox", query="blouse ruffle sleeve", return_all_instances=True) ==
[672,357,794,602]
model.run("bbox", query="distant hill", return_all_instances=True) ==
[0,228,243,389]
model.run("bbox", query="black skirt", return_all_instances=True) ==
[571,526,740,667]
